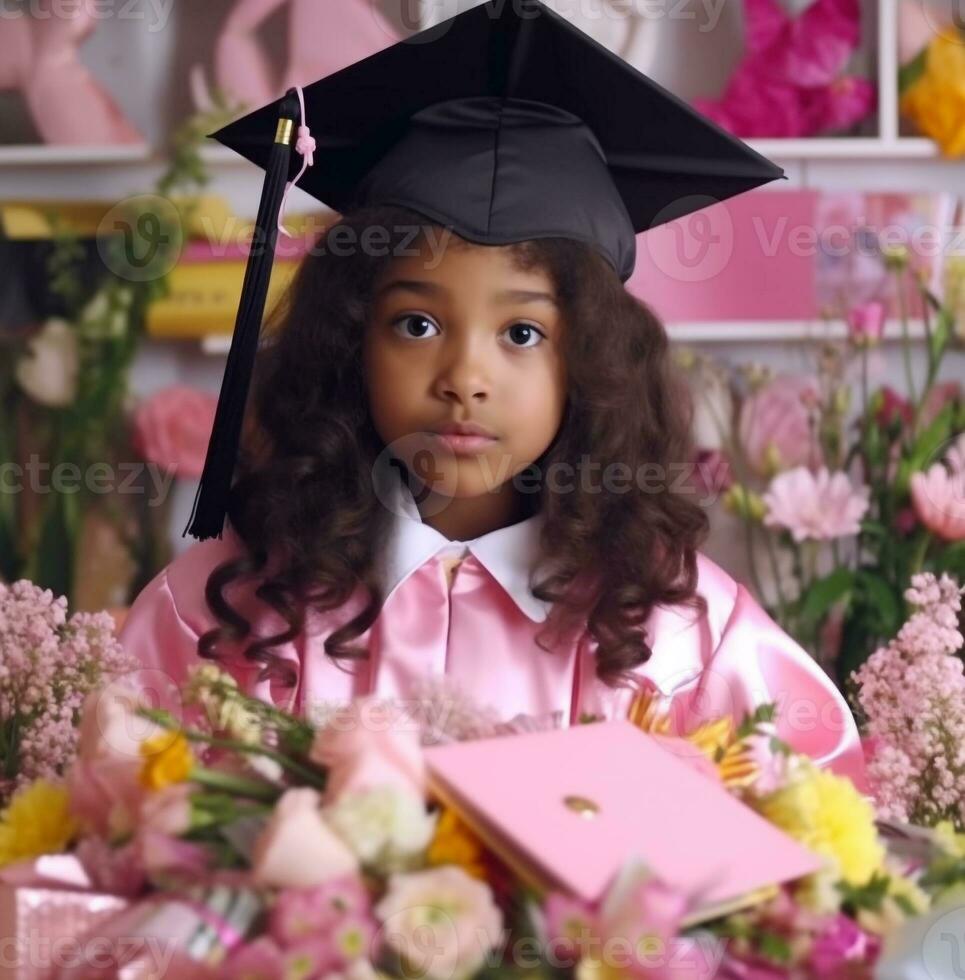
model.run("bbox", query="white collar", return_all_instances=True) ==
[374,459,553,623]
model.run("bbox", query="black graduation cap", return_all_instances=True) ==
[185,0,784,541]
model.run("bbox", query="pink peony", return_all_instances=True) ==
[763,467,870,542]
[132,385,217,479]
[310,696,426,804]
[846,301,886,346]
[251,788,358,889]
[738,375,823,476]
[910,464,965,541]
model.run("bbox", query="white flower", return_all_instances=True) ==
[323,785,437,875]
[374,865,504,980]
[15,319,79,407]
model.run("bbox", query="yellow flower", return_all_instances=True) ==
[627,692,760,790]
[900,28,965,157]
[754,762,884,888]
[723,485,766,523]
[425,807,489,880]
[0,781,77,867]
[140,731,194,790]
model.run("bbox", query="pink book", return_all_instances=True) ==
[424,720,823,925]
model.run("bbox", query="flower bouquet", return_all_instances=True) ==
[1,620,964,980]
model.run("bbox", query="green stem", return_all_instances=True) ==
[762,532,790,626]
[909,530,932,576]
[189,766,280,803]
[741,517,769,609]
[138,708,326,790]
[895,267,919,429]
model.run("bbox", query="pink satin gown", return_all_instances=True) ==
[120,474,867,791]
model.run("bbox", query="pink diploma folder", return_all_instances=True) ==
[424,720,823,925]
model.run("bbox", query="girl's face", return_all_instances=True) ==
[364,234,567,504]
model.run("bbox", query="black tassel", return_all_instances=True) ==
[185,90,301,541]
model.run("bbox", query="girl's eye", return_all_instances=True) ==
[504,323,545,348]
[394,315,440,340]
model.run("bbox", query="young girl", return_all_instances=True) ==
[120,1,866,788]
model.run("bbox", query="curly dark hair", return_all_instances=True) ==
[200,204,709,690]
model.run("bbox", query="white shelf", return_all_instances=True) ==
[667,318,931,343]
[749,138,938,160]
[0,144,152,166]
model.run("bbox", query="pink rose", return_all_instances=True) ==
[910,464,965,541]
[739,375,823,476]
[252,788,358,889]
[132,385,217,479]
[310,696,426,805]
[140,782,193,837]
[68,682,162,837]
[846,301,886,346]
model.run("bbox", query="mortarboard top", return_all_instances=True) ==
[186,0,785,541]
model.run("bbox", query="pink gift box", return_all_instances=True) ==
[0,884,129,980]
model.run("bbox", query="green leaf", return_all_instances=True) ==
[898,46,928,94]
[897,402,956,493]
[735,703,777,741]
[929,310,953,375]
[855,570,902,638]
[935,543,965,581]
[798,567,855,632]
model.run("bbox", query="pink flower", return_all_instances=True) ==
[910,464,965,541]
[67,681,161,838]
[738,375,823,476]
[132,385,217,479]
[693,0,874,138]
[591,862,692,979]
[846,301,886,346]
[270,876,372,947]
[139,782,193,836]
[373,866,503,980]
[251,788,358,889]
[808,914,875,974]
[853,573,965,826]
[74,835,146,897]
[542,893,597,964]
[763,467,870,542]
[137,829,211,882]
[220,936,286,979]
[310,696,426,804]
[874,387,913,429]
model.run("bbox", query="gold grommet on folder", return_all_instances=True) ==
[563,795,599,818]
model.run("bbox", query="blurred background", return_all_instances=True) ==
[0,0,963,685]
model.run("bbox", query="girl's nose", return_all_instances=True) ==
[433,337,492,404]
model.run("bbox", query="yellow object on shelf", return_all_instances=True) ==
[145,259,299,339]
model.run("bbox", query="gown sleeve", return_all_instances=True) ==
[574,555,869,794]
[671,582,869,793]
[117,534,302,717]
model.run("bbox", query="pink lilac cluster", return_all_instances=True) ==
[853,573,965,828]
[0,580,136,797]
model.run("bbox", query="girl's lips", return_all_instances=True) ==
[427,432,498,455]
